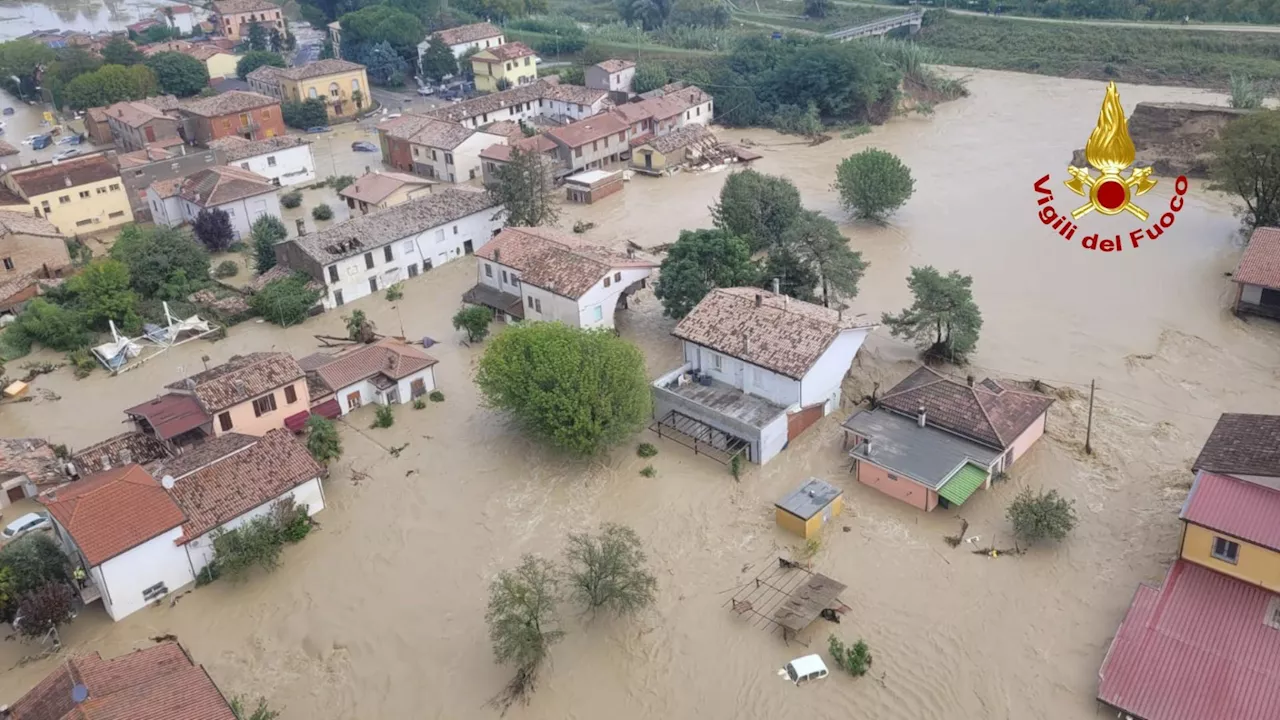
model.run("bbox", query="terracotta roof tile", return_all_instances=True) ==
[423,79,556,124]
[338,170,433,205]
[306,338,438,394]
[168,429,321,540]
[124,393,211,440]
[38,465,186,567]
[878,366,1055,450]
[270,59,364,81]
[208,134,306,162]
[151,432,258,482]
[177,166,276,207]
[1181,471,1280,551]
[71,432,169,477]
[481,120,524,140]
[0,210,62,238]
[1234,227,1280,289]
[212,0,277,14]
[104,100,173,128]
[642,123,714,154]
[1192,413,1280,478]
[477,227,656,299]
[180,90,278,118]
[9,642,235,720]
[540,83,608,106]
[0,437,62,486]
[435,22,503,46]
[475,42,535,63]
[479,135,556,162]
[148,176,184,198]
[595,58,635,74]
[165,352,304,413]
[546,112,628,149]
[405,117,476,150]
[5,153,120,197]
[672,288,877,380]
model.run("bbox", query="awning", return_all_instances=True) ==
[938,463,988,506]
[285,399,343,433]
[284,410,310,433]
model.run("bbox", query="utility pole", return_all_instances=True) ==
[1084,379,1095,455]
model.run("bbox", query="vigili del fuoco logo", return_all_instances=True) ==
[1033,81,1188,252]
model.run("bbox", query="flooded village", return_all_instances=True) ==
[0,2,1277,719]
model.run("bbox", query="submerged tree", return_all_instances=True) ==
[784,209,868,308]
[881,266,982,364]
[250,215,288,274]
[711,169,803,252]
[654,229,758,319]
[193,208,234,252]
[487,146,559,227]
[14,581,76,641]
[453,305,492,343]
[564,523,657,616]
[1211,108,1280,231]
[344,309,377,343]
[486,555,563,712]
[230,696,280,720]
[304,415,342,465]
[834,148,915,222]
[1007,488,1077,545]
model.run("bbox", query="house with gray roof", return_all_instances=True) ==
[651,287,878,466]
[275,188,503,310]
[841,366,1055,511]
[146,165,281,240]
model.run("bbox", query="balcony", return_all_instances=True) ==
[649,363,788,464]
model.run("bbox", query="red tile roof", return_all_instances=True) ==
[9,641,235,720]
[546,113,629,149]
[38,465,186,567]
[165,352,304,414]
[1097,560,1280,720]
[1234,227,1280,289]
[306,338,438,394]
[125,393,211,440]
[477,227,657,300]
[1192,413,1280,479]
[167,429,321,540]
[473,41,535,63]
[1181,471,1280,551]
[435,22,503,46]
[5,153,120,197]
[878,366,1055,450]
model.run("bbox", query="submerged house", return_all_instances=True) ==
[651,287,877,466]
[841,367,1054,511]
[299,338,439,418]
[1233,226,1280,320]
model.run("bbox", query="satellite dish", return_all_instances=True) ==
[161,475,176,490]
[71,684,88,703]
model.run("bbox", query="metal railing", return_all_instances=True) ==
[826,11,923,41]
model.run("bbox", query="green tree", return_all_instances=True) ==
[1228,73,1263,110]
[0,534,71,604]
[655,229,758,319]
[66,259,140,331]
[63,64,159,110]
[247,22,269,52]
[146,51,210,96]
[563,523,657,616]
[476,323,652,456]
[193,208,235,252]
[7,300,91,352]
[101,37,146,66]
[834,148,916,222]
[631,63,668,94]
[485,554,563,711]
[237,50,286,79]
[211,515,285,579]
[459,47,480,80]
[143,24,178,43]
[1211,109,1280,231]
[0,39,56,98]
[453,305,492,342]
[881,266,983,363]
[230,696,280,720]
[110,225,211,298]
[344,309,376,343]
[711,169,803,252]
[669,0,730,27]
[250,215,288,274]
[14,582,76,640]
[828,635,872,677]
[760,247,819,302]
[618,0,673,29]
[250,273,322,326]
[804,0,833,18]
[419,36,457,83]
[269,28,284,53]
[283,98,331,128]
[362,40,409,86]
[1007,488,1078,545]
[486,146,559,227]
[784,210,868,308]
[340,5,425,62]
[304,415,342,465]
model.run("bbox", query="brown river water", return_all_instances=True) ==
[2,68,1279,719]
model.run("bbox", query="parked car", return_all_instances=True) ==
[305,126,330,134]
[57,134,82,145]
[351,141,378,152]
[31,134,52,150]
[781,655,829,686]
[2,107,14,116]
[416,86,435,96]
[53,148,80,160]
[2,512,51,541]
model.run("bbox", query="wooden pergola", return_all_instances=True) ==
[727,559,850,644]
[649,409,750,465]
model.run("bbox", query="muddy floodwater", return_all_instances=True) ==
[2,68,1279,719]
[0,0,184,42]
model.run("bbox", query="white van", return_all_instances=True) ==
[782,655,829,685]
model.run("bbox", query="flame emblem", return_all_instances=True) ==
[1065,82,1156,220]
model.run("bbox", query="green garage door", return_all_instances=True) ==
[938,463,989,506]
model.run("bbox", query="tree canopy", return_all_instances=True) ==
[712,169,804,252]
[250,215,288,274]
[564,523,657,616]
[881,266,983,363]
[485,554,562,711]
[655,229,759,319]
[631,63,668,94]
[487,146,558,227]
[110,225,211,299]
[1007,488,1078,545]
[476,323,651,456]
[63,64,158,110]
[339,5,425,64]
[304,415,342,465]
[834,148,916,222]
[101,37,147,66]
[782,209,868,308]
[283,99,331,129]
[361,40,409,86]
[193,208,235,252]
[250,273,322,326]
[0,40,56,98]
[145,51,210,96]
[418,35,457,83]
[64,259,140,332]
[1211,109,1280,232]
[237,50,287,79]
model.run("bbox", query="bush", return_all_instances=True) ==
[272,496,312,542]
[372,404,394,428]
[236,50,286,79]
[828,635,872,677]
[639,465,656,477]
[637,443,657,458]
[1007,487,1077,544]
[210,515,283,580]
[429,390,444,402]
[833,148,915,222]
[8,300,91,352]
[66,348,96,378]
[14,582,76,639]
[452,305,492,342]
[413,397,426,409]
[214,260,240,278]
[193,208,235,251]
[250,273,322,326]
[730,453,742,481]
[282,98,329,129]
[385,283,404,301]
[250,215,288,274]
[110,225,210,299]
[304,415,342,464]
[311,204,334,221]
[326,175,356,192]
[280,190,303,209]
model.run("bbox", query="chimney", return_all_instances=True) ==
[771,277,780,294]
[296,218,306,236]
[754,293,762,307]
[917,406,927,428]
[63,176,72,187]
[493,248,501,262]
[365,165,370,174]
[862,439,872,456]
[743,331,751,355]
[966,374,975,387]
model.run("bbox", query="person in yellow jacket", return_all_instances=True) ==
[73,566,86,588]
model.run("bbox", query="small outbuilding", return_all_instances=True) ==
[564,169,623,204]
[775,477,843,539]
[1233,226,1280,320]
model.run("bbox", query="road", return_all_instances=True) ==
[828,0,1280,32]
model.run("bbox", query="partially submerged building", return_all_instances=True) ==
[159,351,309,438]
[651,288,877,465]
[775,477,843,539]
[209,135,315,187]
[1232,226,1280,321]
[147,165,282,239]
[842,367,1054,511]
[299,338,439,418]
[339,170,434,215]
[0,436,64,508]
[0,152,132,236]
[630,123,717,175]
[0,210,71,312]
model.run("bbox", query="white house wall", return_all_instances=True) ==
[452,131,507,184]
[178,193,282,240]
[183,477,325,574]
[543,98,607,122]
[519,285,578,325]
[1241,284,1263,304]
[321,207,501,309]
[98,527,194,621]
[146,190,185,227]
[573,266,651,329]
[685,341,801,408]
[334,379,380,414]
[679,99,714,127]
[798,328,870,411]
[396,367,436,402]
[231,145,316,187]
[758,413,789,464]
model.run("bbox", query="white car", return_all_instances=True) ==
[53,148,80,160]
[2,512,51,541]
[781,655,829,685]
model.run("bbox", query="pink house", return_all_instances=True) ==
[157,352,310,438]
[841,367,1054,511]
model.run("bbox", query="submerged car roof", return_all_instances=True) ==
[4,512,43,530]
[787,654,828,676]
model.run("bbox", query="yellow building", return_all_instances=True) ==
[247,59,370,122]
[1179,470,1280,593]
[774,478,844,540]
[212,0,284,42]
[0,152,132,236]
[471,42,538,93]
[188,45,241,79]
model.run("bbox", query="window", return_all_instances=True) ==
[108,211,125,219]
[59,195,70,204]
[239,113,250,127]
[352,79,360,91]
[241,162,251,170]
[431,149,438,161]
[452,225,458,235]
[527,294,533,307]
[413,147,419,157]
[284,385,298,404]
[309,87,318,99]
[445,153,454,165]
[534,298,541,313]
[614,272,621,282]
[384,246,394,263]
[591,305,603,322]
[110,184,120,191]
[75,219,94,227]
[78,190,90,199]
[403,240,413,254]
[592,141,598,152]
[712,353,722,371]
[142,582,169,602]
[524,57,530,66]
[575,147,582,158]
[267,156,277,167]
[329,82,340,98]
[501,270,508,283]
[369,277,378,293]
[328,265,339,283]
[219,412,233,431]
[484,264,493,278]
[1212,537,1240,564]
[364,252,374,269]
[262,108,271,119]
[2,258,12,270]
[334,289,344,306]
[511,276,520,288]
[604,276,611,288]
[252,393,277,417]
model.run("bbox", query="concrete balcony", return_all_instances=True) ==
[649,363,788,464]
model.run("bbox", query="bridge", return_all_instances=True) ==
[826,11,924,41]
